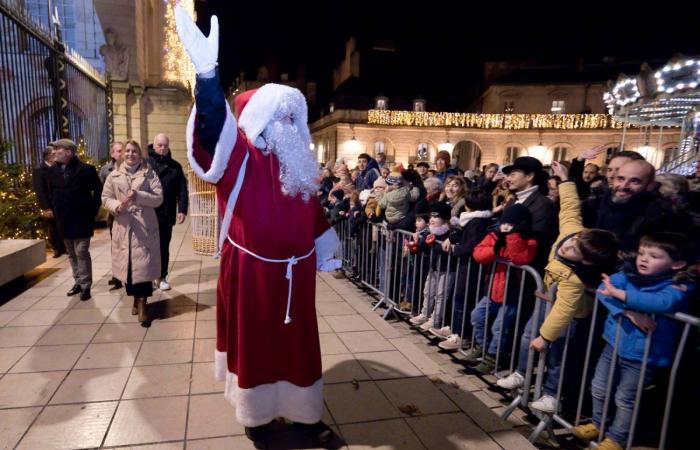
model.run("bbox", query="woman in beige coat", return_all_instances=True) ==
[102,140,163,325]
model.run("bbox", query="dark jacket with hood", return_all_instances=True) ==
[356,158,381,192]
[147,145,189,226]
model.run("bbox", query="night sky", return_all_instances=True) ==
[194,1,700,110]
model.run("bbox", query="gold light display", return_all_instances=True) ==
[367,110,629,130]
[162,0,196,93]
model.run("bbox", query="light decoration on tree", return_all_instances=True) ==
[162,0,196,93]
[367,111,625,129]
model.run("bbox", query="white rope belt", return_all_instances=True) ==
[226,235,314,324]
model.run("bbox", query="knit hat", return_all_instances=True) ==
[435,150,451,167]
[373,177,387,188]
[499,203,531,227]
[429,201,452,221]
[331,190,345,202]
[386,166,403,185]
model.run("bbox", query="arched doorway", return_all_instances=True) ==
[452,140,482,171]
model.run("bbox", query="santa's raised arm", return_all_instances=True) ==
[174,6,339,445]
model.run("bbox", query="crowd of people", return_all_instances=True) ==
[32,135,189,326]
[323,145,699,450]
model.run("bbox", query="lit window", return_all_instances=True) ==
[551,100,566,114]
[505,146,523,164]
[375,97,388,110]
[413,99,426,112]
[551,146,568,162]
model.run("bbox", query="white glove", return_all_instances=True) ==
[318,259,342,272]
[174,5,219,74]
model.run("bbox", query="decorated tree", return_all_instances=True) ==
[0,141,44,240]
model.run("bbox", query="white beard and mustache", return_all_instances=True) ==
[262,120,319,201]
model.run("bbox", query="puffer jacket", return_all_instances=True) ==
[539,181,593,341]
[598,272,693,367]
[378,185,419,224]
[102,161,163,283]
[473,231,537,303]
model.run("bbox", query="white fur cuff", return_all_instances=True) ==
[186,102,238,184]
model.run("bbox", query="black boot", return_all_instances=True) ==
[244,423,270,448]
[109,278,123,291]
[80,289,91,301]
[137,297,149,326]
[66,284,82,296]
[298,421,333,445]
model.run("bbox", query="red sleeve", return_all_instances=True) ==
[504,233,538,266]
[473,232,498,264]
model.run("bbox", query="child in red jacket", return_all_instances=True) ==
[466,204,538,373]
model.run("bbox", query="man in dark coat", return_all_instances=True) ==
[502,156,558,271]
[147,133,188,291]
[33,145,65,257]
[47,138,103,300]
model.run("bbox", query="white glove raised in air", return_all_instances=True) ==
[174,4,219,75]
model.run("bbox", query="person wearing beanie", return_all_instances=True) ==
[378,167,419,226]
[435,190,495,349]
[409,201,456,331]
[466,203,538,374]
[365,177,387,221]
[435,150,457,184]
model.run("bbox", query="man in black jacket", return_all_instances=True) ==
[502,156,558,271]
[48,139,103,300]
[147,134,188,291]
[33,145,65,257]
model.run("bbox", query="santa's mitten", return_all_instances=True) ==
[318,259,342,272]
[174,5,219,74]
[425,234,436,246]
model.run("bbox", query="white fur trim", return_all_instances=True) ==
[215,350,323,427]
[238,83,311,149]
[186,102,237,184]
[314,227,340,269]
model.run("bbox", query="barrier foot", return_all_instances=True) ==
[371,297,386,311]
[528,414,553,443]
[500,395,522,420]
[382,306,398,320]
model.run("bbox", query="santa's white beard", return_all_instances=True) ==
[263,121,319,201]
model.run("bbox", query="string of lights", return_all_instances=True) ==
[367,110,627,129]
[162,0,196,93]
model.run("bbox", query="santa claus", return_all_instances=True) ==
[175,7,341,446]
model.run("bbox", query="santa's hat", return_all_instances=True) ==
[236,83,311,149]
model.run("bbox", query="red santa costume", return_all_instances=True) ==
[186,83,340,427]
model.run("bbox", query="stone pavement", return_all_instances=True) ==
[0,222,535,449]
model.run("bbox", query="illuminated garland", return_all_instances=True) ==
[367,110,627,129]
[162,0,196,92]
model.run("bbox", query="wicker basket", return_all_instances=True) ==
[187,167,218,256]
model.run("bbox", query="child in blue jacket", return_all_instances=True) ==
[573,232,695,450]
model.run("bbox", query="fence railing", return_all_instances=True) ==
[0,0,110,168]
[332,218,700,449]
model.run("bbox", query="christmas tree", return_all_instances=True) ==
[0,141,44,240]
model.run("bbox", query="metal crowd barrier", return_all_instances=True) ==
[331,218,699,449]
[514,286,700,449]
